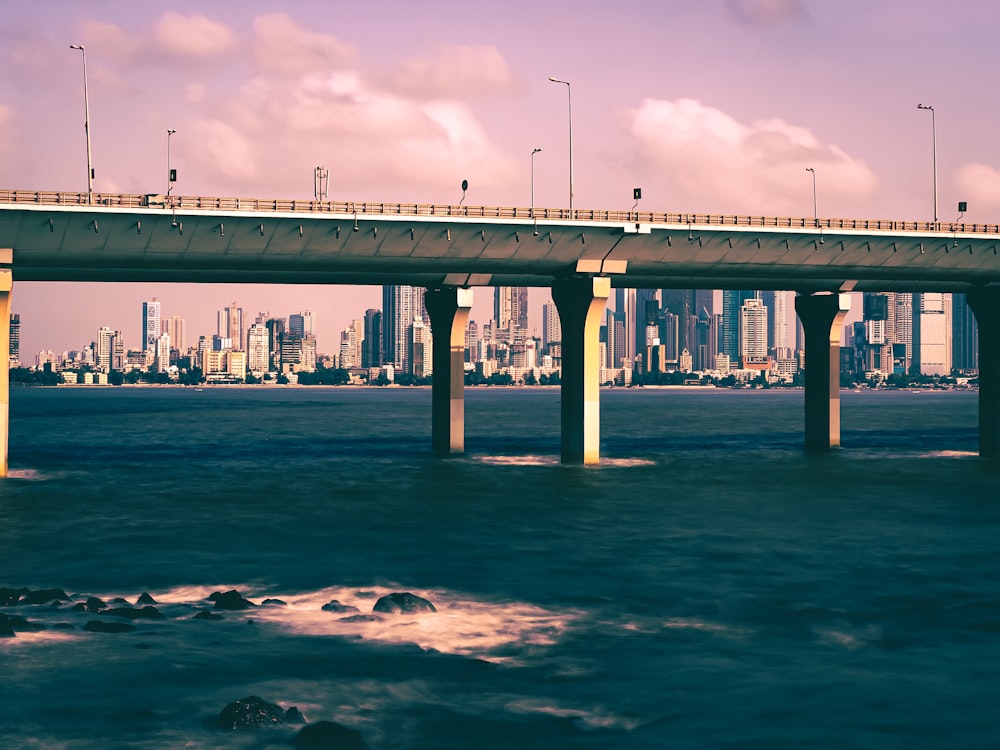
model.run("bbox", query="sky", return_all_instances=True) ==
[3,0,1000,358]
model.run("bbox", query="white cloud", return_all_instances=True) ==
[390,45,517,98]
[185,82,208,104]
[155,12,235,59]
[252,13,355,75]
[955,163,1000,209]
[190,119,257,181]
[628,98,877,214]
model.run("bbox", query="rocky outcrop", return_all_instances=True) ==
[194,610,224,621]
[0,587,28,606]
[137,592,158,605]
[293,720,368,749]
[20,588,70,605]
[218,696,305,730]
[372,592,436,614]
[322,600,360,614]
[209,590,256,610]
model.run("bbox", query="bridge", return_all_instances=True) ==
[2,189,999,474]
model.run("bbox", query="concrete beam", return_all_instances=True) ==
[965,287,1000,460]
[425,286,474,456]
[795,292,851,451]
[551,276,611,464]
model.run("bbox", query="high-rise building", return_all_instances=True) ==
[339,319,364,369]
[142,300,161,352]
[9,313,19,368]
[218,302,244,351]
[382,285,425,374]
[247,323,270,375]
[409,316,432,378]
[740,297,768,361]
[289,310,315,338]
[722,290,757,362]
[952,293,978,373]
[895,294,913,373]
[912,293,952,376]
[167,316,186,354]
[96,327,115,372]
[542,300,561,350]
[615,288,637,362]
[154,333,171,373]
[362,308,381,368]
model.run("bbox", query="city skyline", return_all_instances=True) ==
[5,1,1000,355]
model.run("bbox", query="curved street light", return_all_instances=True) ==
[69,44,93,204]
[917,104,938,224]
[548,77,573,219]
[805,167,817,223]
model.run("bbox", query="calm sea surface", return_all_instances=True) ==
[2,386,998,749]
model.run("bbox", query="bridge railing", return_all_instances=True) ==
[3,189,999,235]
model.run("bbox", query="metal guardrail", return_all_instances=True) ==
[2,189,998,236]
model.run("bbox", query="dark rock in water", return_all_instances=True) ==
[88,596,108,612]
[293,721,368,749]
[285,707,307,725]
[209,590,256,610]
[0,614,16,637]
[137,592,158,605]
[261,598,287,607]
[373,592,436,614]
[110,597,131,605]
[4,614,46,633]
[0,587,28,606]
[218,695,296,730]
[322,600,360,614]
[21,588,70,605]
[338,614,382,623]
[194,610,224,621]
[85,620,136,633]
[103,606,165,620]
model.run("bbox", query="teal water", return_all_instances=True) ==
[2,387,998,748]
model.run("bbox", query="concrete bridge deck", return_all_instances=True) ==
[1,188,998,472]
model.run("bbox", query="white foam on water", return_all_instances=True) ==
[0,629,79,646]
[6,468,44,480]
[814,623,882,650]
[476,455,654,467]
[241,585,580,663]
[506,698,643,731]
[662,616,748,637]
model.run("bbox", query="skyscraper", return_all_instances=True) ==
[142,300,161,352]
[362,308,382,368]
[542,300,561,349]
[218,302,244,351]
[247,323,270,376]
[289,310,315,338]
[952,293,978,373]
[9,313,19,368]
[912,293,952,376]
[382,285,425,374]
[722,290,757,362]
[494,287,529,341]
[740,297,768,361]
[167,316,186,354]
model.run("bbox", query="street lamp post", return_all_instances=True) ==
[917,103,938,224]
[167,129,177,198]
[69,44,93,204]
[805,167,817,224]
[531,147,542,234]
[548,77,573,219]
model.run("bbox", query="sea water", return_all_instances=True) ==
[2,386,998,749]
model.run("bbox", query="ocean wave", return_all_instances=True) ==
[506,698,642,731]
[475,455,655,467]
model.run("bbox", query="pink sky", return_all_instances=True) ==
[3,0,998,357]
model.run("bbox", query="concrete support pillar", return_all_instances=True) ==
[965,287,1000,460]
[551,276,611,465]
[795,292,851,451]
[0,267,10,477]
[425,286,474,455]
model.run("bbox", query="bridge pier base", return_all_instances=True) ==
[551,276,611,465]
[965,287,1000,460]
[795,292,851,451]
[425,286,474,456]
[0,267,10,477]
